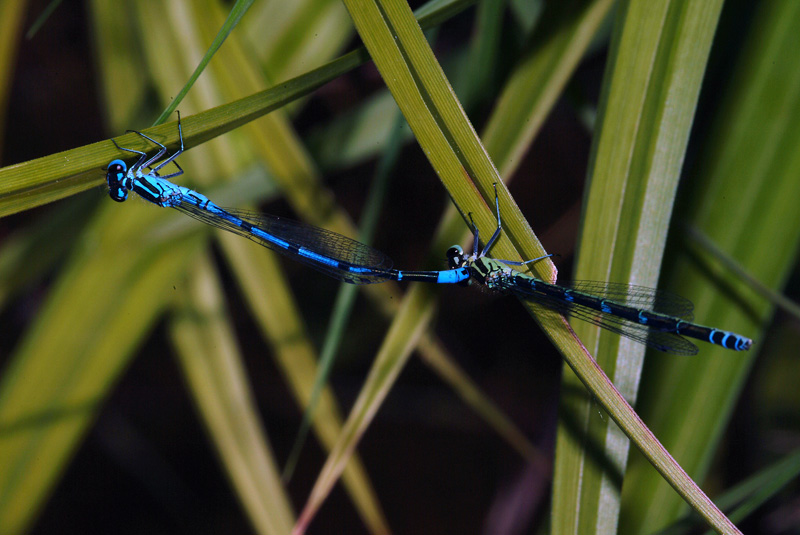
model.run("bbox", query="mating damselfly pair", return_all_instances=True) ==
[105,114,752,356]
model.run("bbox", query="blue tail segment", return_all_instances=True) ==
[105,114,469,285]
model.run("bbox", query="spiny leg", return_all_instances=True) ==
[467,212,480,258]
[149,111,184,176]
[479,183,503,258]
[110,137,150,172]
[124,131,167,169]
[121,112,184,179]
[484,182,554,267]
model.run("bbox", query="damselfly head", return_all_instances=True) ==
[106,160,129,202]
[446,245,466,269]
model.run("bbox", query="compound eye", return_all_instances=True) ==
[107,159,127,173]
[446,245,464,268]
[109,187,128,202]
[106,160,129,202]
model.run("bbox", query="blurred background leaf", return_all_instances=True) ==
[0,1,797,534]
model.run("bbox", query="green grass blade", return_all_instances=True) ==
[295,280,440,533]
[153,0,255,126]
[684,225,800,322]
[622,1,800,531]
[240,0,353,83]
[169,254,295,535]
[482,0,615,178]
[0,204,206,533]
[220,233,392,535]
[24,0,63,39]
[650,449,800,534]
[282,112,405,482]
[0,0,27,157]
[0,195,94,309]
[552,1,737,533]
[454,0,505,110]
[88,0,150,129]
[0,82,326,218]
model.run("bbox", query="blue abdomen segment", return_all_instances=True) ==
[708,329,751,350]
[437,268,470,283]
[677,323,753,351]
[394,268,469,283]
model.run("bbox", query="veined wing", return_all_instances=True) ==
[495,276,699,355]
[564,280,695,320]
[172,200,394,284]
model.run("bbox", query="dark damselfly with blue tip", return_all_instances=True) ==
[445,185,753,356]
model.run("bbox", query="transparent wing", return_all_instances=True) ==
[565,280,695,321]
[495,278,699,355]
[173,201,394,284]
